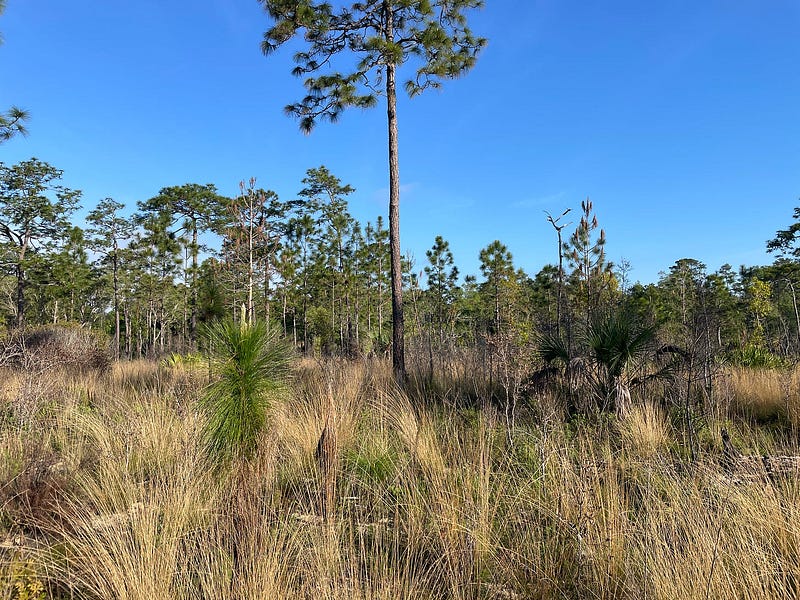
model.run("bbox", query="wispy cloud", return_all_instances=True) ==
[512,191,567,209]
[371,182,419,205]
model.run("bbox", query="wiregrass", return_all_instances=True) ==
[1,360,800,598]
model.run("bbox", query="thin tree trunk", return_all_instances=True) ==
[113,250,120,360]
[136,313,142,358]
[556,228,564,336]
[15,246,26,328]
[786,279,800,352]
[282,284,288,335]
[248,210,254,325]
[353,272,360,352]
[302,270,309,354]
[124,306,131,358]
[367,281,372,336]
[190,221,198,345]
[378,256,383,338]
[182,256,188,348]
[264,256,271,324]
[385,4,405,384]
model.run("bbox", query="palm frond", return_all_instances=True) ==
[537,332,570,366]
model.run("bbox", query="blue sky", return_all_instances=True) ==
[1,0,798,284]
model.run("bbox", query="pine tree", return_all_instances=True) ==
[424,235,459,333]
[87,198,134,358]
[299,167,357,354]
[0,158,81,327]
[258,0,486,383]
[220,180,288,326]
[139,184,226,344]
[565,198,615,327]
[362,217,390,346]
[423,235,459,376]
[47,225,98,324]
[767,206,800,259]
[479,240,516,335]
[132,207,182,355]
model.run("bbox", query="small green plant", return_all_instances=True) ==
[728,344,786,369]
[9,561,46,600]
[346,443,397,485]
[200,319,292,462]
[160,352,204,370]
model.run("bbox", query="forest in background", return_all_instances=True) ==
[1,156,799,374]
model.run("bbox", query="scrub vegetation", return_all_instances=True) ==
[2,347,800,599]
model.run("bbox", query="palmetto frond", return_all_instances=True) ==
[537,332,571,366]
[587,311,657,380]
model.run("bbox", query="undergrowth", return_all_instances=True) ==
[0,358,799,599]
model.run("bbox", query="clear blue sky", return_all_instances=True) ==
[1,1,798,284]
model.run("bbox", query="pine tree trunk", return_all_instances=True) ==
[15,263,24,328]
[191,221,198,346]
[302,270,309,354]
[15,238,27,328]
[113,250,120,360]
[124,307,131,358]
[378,256,384,339]
[282,285,288,334]
[264,257,271,324]
[248,212,254,325]
[556,228,564,337]
[385,4,405,384]
[366,275,372,335]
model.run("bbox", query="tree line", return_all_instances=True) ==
[1,155,799,375]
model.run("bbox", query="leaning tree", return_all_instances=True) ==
[257,0,486,383]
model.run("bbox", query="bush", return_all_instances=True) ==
[0,324,111,373]
[160,352,205,370]
[728,344,786,369]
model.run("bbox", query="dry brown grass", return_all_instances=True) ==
[619,401,671,459]
[1,359,800,598]
[723,366,800,427]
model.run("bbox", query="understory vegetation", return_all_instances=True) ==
[2,352,800,599]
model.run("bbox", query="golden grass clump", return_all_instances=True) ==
[724,366,800,427]
[619,401,671,459]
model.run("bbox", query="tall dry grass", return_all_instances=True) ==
[1,359,800,598]
[722,366,800,429]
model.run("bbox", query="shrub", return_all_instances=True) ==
[5,561,46,600]
[161,352,205,370]
[0,325,111,373]
[728,344,786,369]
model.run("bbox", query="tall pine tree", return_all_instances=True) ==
[258,0,486,383]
